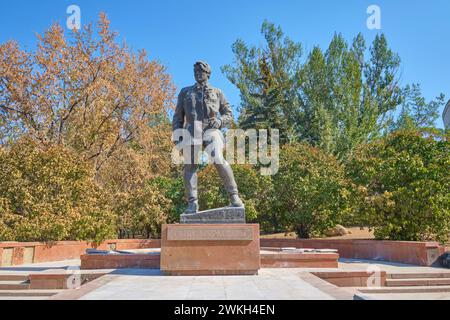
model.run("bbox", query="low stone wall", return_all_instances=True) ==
[260,239,445,267]
[81,254,161,270]
[260,251,339,268]
[311,271,387,287]
[0,239,161,266]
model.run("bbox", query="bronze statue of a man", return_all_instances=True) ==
[172,61,244,214]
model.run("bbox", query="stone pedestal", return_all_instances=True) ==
[160,224,260,275]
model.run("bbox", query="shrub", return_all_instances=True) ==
[272,143,349,238]
[0,139,116,242]
[347,130,450,242]
[148,176,185,224]
[113,182,171,239]
[198,164,273,222]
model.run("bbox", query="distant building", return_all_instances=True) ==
[444,100,450,129]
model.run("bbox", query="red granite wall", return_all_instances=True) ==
[260,239,444,266]
[0,239,161,266]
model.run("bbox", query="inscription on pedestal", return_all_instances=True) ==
[167,226,253,241]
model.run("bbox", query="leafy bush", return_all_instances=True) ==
[272,143,349,238]
[198,164,273,222]
[113,182,171,239]
[347,130,450,242]
[148,176,185,224]
[0,139,116,242]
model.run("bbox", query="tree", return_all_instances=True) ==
[197,164,273,223]
[297,33,404,159]
[148,175,185,224]
[390,84,446,132]
[113,182,171,239]
[222,20,302,144]
[363,34,403,135]
[272,143,349,238]
[347,130,450,242]
[0,14,177,241]
[97,122,174,194]
[0,13,175,178]
[0,138,115,242]
[223,23,411,158]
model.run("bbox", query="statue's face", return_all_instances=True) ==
[194,67,209,84]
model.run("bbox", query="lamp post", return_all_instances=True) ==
[443,100,450,129]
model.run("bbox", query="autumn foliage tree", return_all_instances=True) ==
[0,138,116,242]
[0,14,176,241]
[0,13,174,177]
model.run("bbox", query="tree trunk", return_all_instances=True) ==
[296,224,310,239]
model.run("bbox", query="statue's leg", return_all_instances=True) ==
[215,162,239,196]
[213,150,244,207]
[184,145,201,214]
[204,131,240,201]
[184,163,198,203]
[183,145,201,213]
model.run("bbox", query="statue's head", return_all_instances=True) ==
[194,61,211,84]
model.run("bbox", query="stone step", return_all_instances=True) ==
[387,272,450,279]
[0,280,30,290]
[0,296,52,300]
[0,289,61,297]
[386,278,450,287]
[0,274,29,282]
[358,285,450,294]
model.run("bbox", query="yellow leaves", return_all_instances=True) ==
[1,13,175,177]
[97,12,118,47]
[111,183,171,238]
[0,139,115,242]
[0,14,175,242]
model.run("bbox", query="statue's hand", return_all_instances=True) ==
[173,138,182,147]
[208,117,222,130]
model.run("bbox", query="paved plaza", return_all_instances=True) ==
[73,269,337,300]
[2,258,449,300]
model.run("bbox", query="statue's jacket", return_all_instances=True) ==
[172,83,233,139]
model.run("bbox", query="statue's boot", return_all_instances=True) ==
[184,201,199,214]
[230,194,244,208]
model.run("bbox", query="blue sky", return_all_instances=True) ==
[1,0,449,128]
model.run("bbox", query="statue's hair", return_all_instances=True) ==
[194,61,211,75]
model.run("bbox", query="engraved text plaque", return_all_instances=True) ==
[167,225,253,241]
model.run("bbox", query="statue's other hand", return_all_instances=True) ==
[208,117,222,130]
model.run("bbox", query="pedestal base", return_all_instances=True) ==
[160,224,260,275]
[180,207,245,224]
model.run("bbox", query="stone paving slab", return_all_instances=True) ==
[0,296,52,300]
[75,268,336,300]
[356,292,450,300]
[70,260,450,300]
[338,258,449,273]
[0,259,81,274]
